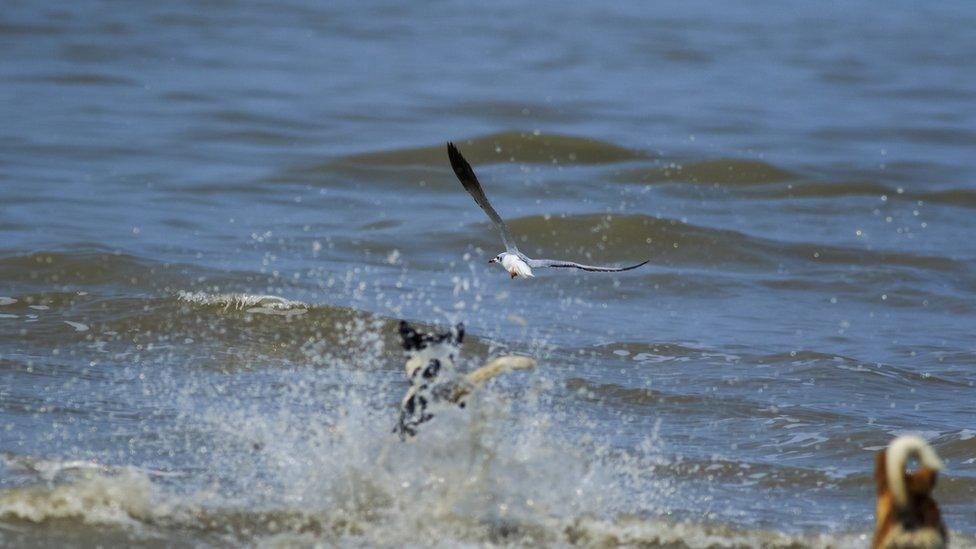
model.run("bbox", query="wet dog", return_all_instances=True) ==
[872,435,947,549]
[393,320,533,440]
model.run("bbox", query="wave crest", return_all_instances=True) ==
[341,131,645,167]
[0,470,161,526]
[176,291,308,315]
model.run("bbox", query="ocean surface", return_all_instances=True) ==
[2,1,975,546]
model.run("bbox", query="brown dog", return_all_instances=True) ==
[873,435,947,549]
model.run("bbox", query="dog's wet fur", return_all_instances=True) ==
[873,437,947,549]
[393,320,465,440]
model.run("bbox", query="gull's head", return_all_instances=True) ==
[488,254,502,264]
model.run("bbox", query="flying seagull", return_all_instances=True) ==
[447,142,649,279]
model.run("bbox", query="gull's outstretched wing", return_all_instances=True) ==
[525,258,649,273]
[447,142,518,252]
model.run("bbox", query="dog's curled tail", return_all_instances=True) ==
[447,356,536,404]
[886,435,943,508]
[465,356,535,386]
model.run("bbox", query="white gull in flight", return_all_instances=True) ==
[447,142,649,279]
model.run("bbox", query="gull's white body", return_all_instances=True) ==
[500,252,534,278]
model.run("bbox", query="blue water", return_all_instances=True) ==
[1,1,974,546]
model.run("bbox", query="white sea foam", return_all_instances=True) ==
[0,470,165,527]
[176,291,308,316]
[0,310,928,547]
[64,320,89,332]
[0,466,866,547]
[0,371,932,548]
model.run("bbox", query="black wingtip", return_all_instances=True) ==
[446,141,460,161]
[446,141,475,181]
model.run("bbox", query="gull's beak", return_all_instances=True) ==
[488,258,497,264]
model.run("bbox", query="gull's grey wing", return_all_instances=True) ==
[525,258,649,272]
[447,142,517,252]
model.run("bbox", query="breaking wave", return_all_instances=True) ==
[613,158,796,185]
[176,291,308,315]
